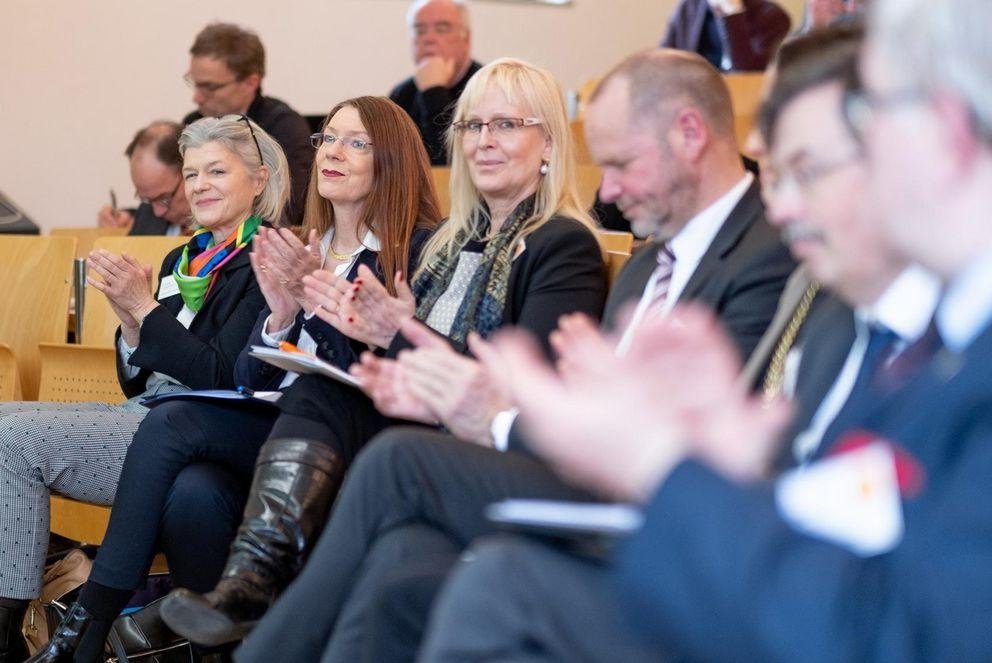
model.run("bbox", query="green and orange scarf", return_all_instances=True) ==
[173,215,262,311]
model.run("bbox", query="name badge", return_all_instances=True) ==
[157,275,180,300]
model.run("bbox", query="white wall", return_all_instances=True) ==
[0,0,804,232]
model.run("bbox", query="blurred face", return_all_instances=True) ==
[411,0,469,67]
[314,106,375,209]
[858,44,942,270]
[461,83,550,209]
[182,141,266,235]
[585,79,693,239]
[767,81,897,302]
[130,148,190,225]
[187,56,259,117]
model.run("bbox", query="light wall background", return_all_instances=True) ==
[0,0,804,232]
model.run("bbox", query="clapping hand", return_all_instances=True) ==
[304,265,415,349]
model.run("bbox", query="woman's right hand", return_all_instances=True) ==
[255,227,322,310]
[350,352,438,424]
[250,243,300,331]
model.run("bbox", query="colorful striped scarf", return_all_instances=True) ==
[173,215,262,311]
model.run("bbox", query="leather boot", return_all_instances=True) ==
[0,602,27,663]
[160,438,343,647]
[24,602,95,663]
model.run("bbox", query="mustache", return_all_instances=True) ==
[782,223,825,245]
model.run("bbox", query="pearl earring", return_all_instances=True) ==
[539,162,549,175]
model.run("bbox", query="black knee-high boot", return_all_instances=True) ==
[159,438,344,647]
[0,600,28,663]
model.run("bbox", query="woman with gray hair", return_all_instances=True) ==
[13,114,287,663]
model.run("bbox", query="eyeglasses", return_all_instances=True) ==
[452,117,544,138]
[139,177,183,211]
[183,73,238,95]
[239,115,264,163]
[843,86,925,135]
[310,133,374,154]
[412,20,461,36]
[767,150,862,196]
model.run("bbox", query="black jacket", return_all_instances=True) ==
[116,243,267,398]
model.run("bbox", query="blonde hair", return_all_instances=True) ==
[418,58,595,271]
[179,115,290,223]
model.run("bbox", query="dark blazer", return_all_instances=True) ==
[604,181,796,362]
[116,243,267,398]
[615,321,992,662]
[390,215,608,359]
[662,0,791,71]
[128,203,171,236]
[234,227,435,390]
[508,182,794,454]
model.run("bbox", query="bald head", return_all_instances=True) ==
[591,49,737,144]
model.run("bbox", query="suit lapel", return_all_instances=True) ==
[677,182,763,303]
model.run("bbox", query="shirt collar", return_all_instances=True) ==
[856,264,941,343]
[323,226,381,255]
[668,172,754,264]
[937,247,992,352]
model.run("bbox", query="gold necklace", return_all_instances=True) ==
[327,245,354,261]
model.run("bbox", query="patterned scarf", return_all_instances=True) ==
[412,196,535,344]
[173,215,262,311]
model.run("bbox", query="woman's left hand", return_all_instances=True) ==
[87,250,158,322]
[303,265,415,349]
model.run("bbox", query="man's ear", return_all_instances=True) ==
[669,107,709,163]
[243,72,262,95]
[933,92,984,175]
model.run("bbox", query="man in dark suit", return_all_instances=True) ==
[233,49,795,663]
[96,121,191,236]
[420,1,992,659]
[182,23,312,225]
[662,0,791,71]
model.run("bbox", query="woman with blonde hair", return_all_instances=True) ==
[161,58,609,648]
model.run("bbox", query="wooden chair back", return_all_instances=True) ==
[570,119,593,165]
[596,230,634,254]
[431,167,452,219]
[37,344,123,404]
[51,227,128,259]
[575,165,603,210]
[81,235,187,345]
[723,72,767,150]
[0,236,76,399]
[606,250,631,288]
[0,343,21,401]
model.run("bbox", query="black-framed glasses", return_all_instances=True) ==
[239,115,264,163]
[139,177,183,211]
[452,117,544,137]
[183,73,238,95]
[843,87,925,135]
[310,132,374,154]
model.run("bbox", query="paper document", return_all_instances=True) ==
[248,346,360,388]
[486,499,644,538]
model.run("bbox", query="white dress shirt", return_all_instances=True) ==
[262,228,381,388]
[791,265,941,464]
[936,247,992,353]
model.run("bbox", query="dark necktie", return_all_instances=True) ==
[816,324,899,455]
[818,320,944,456]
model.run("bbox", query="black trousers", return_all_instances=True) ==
[89,374,399,594]
[88,399,278,590]
[235,427,592,663]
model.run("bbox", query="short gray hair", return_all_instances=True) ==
[406,0,470,33]
[871,0,992,142]
[179,115,290,223]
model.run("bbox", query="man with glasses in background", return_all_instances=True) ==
[390,0,482,164]
[183,22,311,225]
[97,121,192,235]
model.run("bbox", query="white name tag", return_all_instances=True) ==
[157,275,180,300]
[775,441,904,557]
